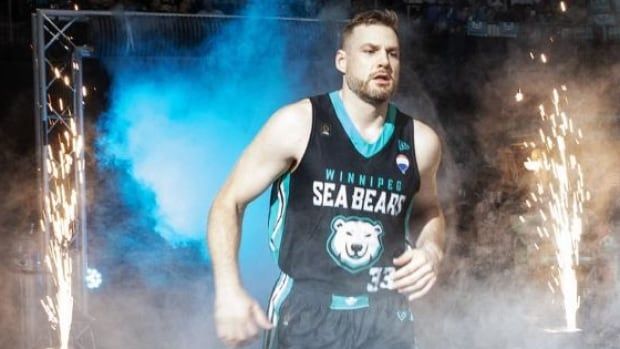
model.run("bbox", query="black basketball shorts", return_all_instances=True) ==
[263,277,416,349]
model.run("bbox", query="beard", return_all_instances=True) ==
[345,72,398,105]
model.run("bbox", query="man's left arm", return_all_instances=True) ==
[392,120,445,301]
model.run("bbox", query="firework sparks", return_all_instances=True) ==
[523,87,586,331]
[515,88,524,102]
[41,118,83,349]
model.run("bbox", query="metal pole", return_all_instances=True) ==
[72,47,89,316]
[31,13,42,219]
[35,10,50,251]
[34,10,56,349]
[31,11,48,349]
[28,13,39,349]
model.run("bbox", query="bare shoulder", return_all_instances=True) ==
[269,98,312,130]
[259,98,312,163]
[413,119,442,173]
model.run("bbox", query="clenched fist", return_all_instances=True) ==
[214,288,274,348]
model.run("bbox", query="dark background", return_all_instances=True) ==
[1,1,619,348]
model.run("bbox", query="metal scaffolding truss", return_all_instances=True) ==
[32,9,93,349]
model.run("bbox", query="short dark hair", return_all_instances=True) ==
[340,9,399,49]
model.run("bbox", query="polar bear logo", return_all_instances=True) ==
[326,216,384,274]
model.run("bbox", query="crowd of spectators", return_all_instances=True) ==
[409,0,596,35]
[1,0,618,40]
[28,0,326,16]
[1,0,614,24]
[18,0,607,23]
[30,0,229,14]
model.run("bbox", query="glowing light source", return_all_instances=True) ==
[541,54,548,64]
[524,158,540,171]
[515,88,524,102]
[560,1,567,12]
[85,268,103,289]
[523,87,586,331]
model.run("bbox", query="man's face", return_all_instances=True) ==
[339,24,400,105]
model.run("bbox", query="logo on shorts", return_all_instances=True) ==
[345,297,359,306]
[396,154,410,174]
[326,216,384,274]
[396,310,414,322]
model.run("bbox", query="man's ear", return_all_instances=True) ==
[335,49,347,74]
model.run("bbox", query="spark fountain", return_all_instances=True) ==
[40,118,84,349]
[523,86,588,334]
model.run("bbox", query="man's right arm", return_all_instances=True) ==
[207,99,311,348]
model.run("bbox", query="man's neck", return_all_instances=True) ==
[337,85,392,144]
[339,85,390,131]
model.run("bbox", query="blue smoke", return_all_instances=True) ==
[97,2,340,287]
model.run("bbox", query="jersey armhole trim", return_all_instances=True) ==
[289,97,315,174]
[409,118,422,194]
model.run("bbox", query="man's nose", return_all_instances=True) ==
[376,50,391,67]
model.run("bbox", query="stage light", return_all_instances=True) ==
[85,268,102,289]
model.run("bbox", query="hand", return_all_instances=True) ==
[392,244,442,301]
[214,287,274,348]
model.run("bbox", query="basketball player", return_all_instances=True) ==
[208,9,445,349]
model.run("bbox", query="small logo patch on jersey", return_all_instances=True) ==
[398,139,411,152]
[396,154,410,174]
[320,123,331,136]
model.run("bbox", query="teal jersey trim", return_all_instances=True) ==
[328,90,397,158]
[267,273,294,322]
[330,294,370,310]
[264,273,294,349]
[268,173,291,261]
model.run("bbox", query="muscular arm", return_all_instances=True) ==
[392,120,445,300]
[207,99,311,347]
[410,120,445,263]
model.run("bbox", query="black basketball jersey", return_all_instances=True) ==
[267,91,421,296]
